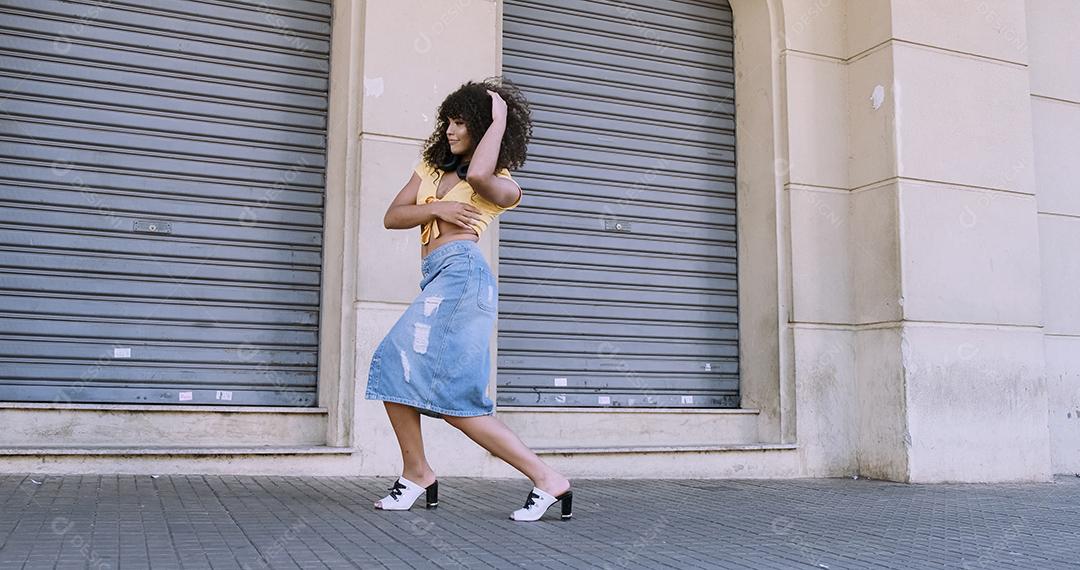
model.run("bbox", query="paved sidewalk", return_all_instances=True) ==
[0,474,1078,569]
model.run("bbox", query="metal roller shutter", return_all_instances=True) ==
[0,0,331,406]
[498,0,738,408]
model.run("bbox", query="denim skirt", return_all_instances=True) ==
[365,239,498,418]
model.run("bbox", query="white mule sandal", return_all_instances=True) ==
[374,477,439,510]
[509,486,573,521]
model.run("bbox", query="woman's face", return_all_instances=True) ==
[446,117,473,156]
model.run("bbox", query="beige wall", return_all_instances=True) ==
[780,0,1055,482]
[878,1,1050,482]
[1028,0,1080,475]
[3,0,1075,483]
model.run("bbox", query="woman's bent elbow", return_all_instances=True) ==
[384,216,412,230]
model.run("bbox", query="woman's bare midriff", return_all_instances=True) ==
[422,220,478,257]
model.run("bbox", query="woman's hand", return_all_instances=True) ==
[430,201,483,231]
[487,89,507,123]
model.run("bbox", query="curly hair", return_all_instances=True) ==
[421,77,532,175]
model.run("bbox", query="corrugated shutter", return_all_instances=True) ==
[0,0,331,406]
[498,0,738,408]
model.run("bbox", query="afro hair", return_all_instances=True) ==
[421,76,533,176]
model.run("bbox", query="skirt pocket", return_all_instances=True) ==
[476,264,497,313]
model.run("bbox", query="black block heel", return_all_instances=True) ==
[425,480,439,509]
[559,490,573,520]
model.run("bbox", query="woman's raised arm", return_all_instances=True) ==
[465,91,521,209]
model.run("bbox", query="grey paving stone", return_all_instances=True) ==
[2,475,1080,569]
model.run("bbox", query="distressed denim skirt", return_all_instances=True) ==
[365,239,498,418]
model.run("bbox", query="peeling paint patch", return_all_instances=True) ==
[870,84,885,110]
[399,349,411,383]
[364,76,384,97]
[423,295,444,317]
[413,322,432,354]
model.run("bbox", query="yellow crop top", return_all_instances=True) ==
[414,161,522,245]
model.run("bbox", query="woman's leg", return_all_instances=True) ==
[443,414,570,495]
[377,402,436,507]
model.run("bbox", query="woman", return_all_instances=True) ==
[365,78,572,522]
